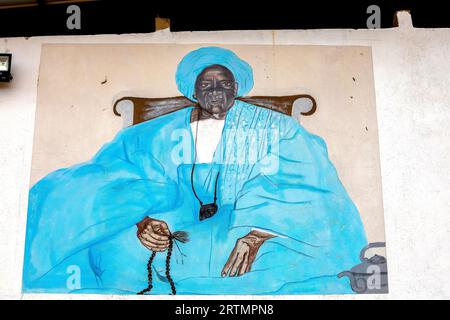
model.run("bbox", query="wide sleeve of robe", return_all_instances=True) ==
[23,123,180,291]
[226,116,368,293]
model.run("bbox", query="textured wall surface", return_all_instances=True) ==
[0,12,449,299]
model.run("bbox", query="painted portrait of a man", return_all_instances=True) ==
[23,46,384,295]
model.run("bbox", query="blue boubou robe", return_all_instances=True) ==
[23,100,367,294]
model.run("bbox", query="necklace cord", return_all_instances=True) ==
[191,109,220,207]
[213,170,220,202]
[191,112,203,205]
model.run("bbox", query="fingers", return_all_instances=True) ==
[159,223,171,236]
[138,237,166,252]
[150,220,171,237]
[222,240,252,277]
[139,232,168,247]
[238,253,250,276]
[230,251,245,277]
[246,251,257,273]
[245,260,252,273]
[138,234,168,252]
[221,246,238,277]
[140,223,169,245]
[141,231,170,246]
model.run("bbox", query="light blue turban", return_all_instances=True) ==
[175,47,254,100]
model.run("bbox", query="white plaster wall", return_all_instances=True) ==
[0,12,449,299]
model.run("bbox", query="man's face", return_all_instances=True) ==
[194,65,238,116]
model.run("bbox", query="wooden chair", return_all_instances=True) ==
[113,95,317,127]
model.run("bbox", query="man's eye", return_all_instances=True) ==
[201,83,210,89]
[221,81,232,88]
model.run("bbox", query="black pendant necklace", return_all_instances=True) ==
[191,166,220,221]
[191,113,220,221]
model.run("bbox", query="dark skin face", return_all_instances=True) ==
[193,64,238,120]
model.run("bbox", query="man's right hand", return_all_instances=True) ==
[136,217,171,252]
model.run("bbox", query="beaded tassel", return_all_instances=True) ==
[137,231,189,295]
[137,251,157,295]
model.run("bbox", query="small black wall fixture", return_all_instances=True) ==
[0,53,12,82]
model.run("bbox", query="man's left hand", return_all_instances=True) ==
[221,230,275,277]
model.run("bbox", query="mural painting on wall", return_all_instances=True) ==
[23,46,388,295]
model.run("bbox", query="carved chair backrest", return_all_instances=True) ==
[113,95,317,128]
